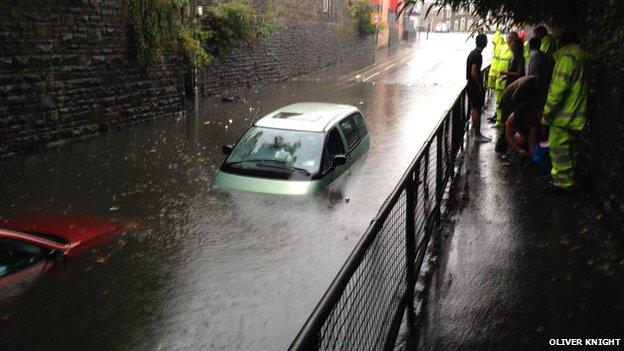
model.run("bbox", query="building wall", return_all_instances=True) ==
[198,0,376,95]
[419,3,478,32]
[0,0,186,157]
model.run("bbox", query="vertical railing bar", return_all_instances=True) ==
[435,128,443,220]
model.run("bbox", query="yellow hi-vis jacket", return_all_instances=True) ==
[541,34,556,57]
[542,44,588,131]
[487,31,505,88]
[494,43,512,90]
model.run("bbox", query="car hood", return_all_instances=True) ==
[1,215,123,245]
[213,171,315,195]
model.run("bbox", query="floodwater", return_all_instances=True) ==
[0,33,483,350]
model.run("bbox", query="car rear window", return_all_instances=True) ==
[352,112,367,136]
[339,116,359,148]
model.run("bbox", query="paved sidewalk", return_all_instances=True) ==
[416,102,624,350]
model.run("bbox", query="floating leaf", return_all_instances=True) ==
[95,256,108,264]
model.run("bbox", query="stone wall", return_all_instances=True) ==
[0,0,377,157]
[0,0,187,157]
[197,0,376,96]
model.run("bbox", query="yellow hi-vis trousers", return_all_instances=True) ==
[495,83,505,123]
[549,126,579,188]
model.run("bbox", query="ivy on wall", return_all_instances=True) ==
[127,0,280,69]
[348,0,376,37]
[128,0,181,67]
[203,0,281,58]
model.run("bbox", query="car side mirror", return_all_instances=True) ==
[332,154,348,167]
[222,145,233,155]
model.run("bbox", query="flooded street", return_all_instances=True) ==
[0,34,481,350]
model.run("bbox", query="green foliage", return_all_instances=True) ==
[256,2,282,38]
[181,24,214,67]
[348,0,376,37]
[128,0,280,69]
[203,0,256,57]
[128,0,184,67]
[582,1,624,70]
[203,0,281,58]
[403,0,589,26]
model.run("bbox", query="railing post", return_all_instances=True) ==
[444,117,451,179]
[423,144,430,220]
[435,128,443,219]
[404,162,418,348]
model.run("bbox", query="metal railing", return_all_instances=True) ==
[289,67,490,351]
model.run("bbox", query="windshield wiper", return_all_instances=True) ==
[226,159,277,166]
[226,159,311,176]
[255,163,311,176]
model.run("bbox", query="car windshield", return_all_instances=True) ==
[225,127,324,177]
[0,238,46,277]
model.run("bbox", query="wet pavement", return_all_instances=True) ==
[1,33,481,350]
[416,102,624,350]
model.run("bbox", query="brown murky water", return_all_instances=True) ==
[0,34,478,350]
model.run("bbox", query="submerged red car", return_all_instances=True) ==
[0,216,124,287]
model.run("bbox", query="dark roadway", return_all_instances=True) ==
[0,34,480,350]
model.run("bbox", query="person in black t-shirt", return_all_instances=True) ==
[500,38,525,87]
[466,34,491,143]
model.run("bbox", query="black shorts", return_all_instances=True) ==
[467,85,485,110]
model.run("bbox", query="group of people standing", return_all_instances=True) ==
[466,26,589,193]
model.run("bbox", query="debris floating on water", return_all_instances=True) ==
[221,96,240,103]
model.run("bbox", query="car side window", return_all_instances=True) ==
[338,116,359,148]
[352,112,367,137]
[0,238,45,277]
[322,128,345,171]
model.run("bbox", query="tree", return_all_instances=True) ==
[400,0,624,68]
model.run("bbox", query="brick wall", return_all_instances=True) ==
[0,0,187,157]
[197,0,376,96]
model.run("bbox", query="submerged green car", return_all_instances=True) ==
[214,103,371,195]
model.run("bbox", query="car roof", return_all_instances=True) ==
[0,228,68,251]
[254,103,360,132]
